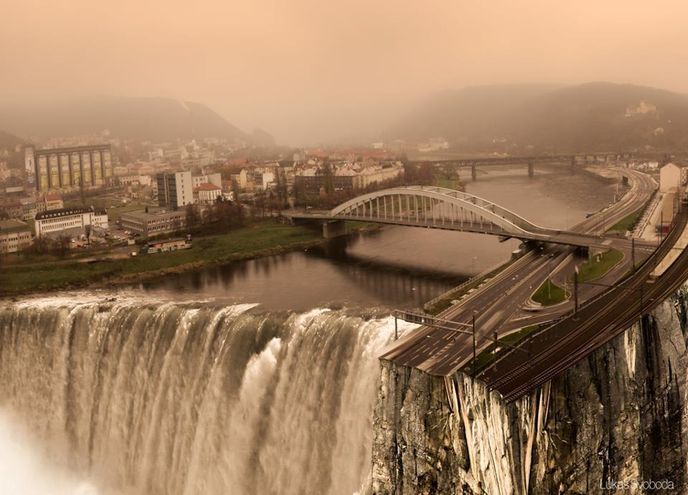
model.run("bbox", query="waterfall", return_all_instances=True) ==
[0,296,407,495]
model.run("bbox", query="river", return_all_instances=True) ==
[136,165,618,310]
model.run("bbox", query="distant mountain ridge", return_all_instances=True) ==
[391,82,688,152]
[0,96,273,145]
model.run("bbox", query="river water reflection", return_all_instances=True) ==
[138,166,617,310]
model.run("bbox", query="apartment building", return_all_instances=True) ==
[156,171,193,209]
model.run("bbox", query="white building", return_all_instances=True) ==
[659,163,688,193]
[192,172,222,189]
[34,207,108,239]
[118,174,152,187]
[262,171,276,190]
[195,183,223,204]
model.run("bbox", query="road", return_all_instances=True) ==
[481,205,688,402]
[380,167,658,376]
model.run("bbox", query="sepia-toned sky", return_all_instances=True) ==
[2,0,688,144]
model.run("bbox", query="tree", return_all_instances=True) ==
[186,204,201,228]
[322,161,334,194]
[56,235,71,258]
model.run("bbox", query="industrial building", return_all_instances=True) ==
[26,144,114,192]
[120,209,187,237]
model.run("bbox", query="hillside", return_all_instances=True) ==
[0,129,22,150]
[392,82,688,153]
[0,97,264,144]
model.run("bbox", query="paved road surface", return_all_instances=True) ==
[380,168,658,376]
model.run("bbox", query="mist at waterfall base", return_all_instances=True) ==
[0,298,415,495]
[0,409,99,495]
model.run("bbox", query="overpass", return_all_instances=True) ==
[285,185,626,249]
[479,205,688,401]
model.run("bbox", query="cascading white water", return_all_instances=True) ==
[0,296,410,495]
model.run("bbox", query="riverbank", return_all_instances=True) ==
[0,220,349,296]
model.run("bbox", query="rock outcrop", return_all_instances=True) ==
[371,287,688,494]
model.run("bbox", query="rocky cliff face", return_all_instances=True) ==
[370,286,688,494]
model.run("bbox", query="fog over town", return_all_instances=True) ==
[2,0,688,143]
[5,2,688,494]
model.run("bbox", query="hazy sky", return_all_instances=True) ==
[2,0,688,144]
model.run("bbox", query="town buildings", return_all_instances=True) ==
[27,144,113,192]
[0,220,32,253]
[120,209,187,237]
[293,161,404,194]
[0,193,65,222]
[34,206,108,239]
[192,172,222,189]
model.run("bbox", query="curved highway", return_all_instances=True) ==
[380,167,659,376]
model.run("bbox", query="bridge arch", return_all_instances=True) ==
[329,186,553,236]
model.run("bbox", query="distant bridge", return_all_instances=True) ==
[409,151,636,167]
[407,151,659,179]
[285,185,616,249]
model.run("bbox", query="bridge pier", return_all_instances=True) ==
[527,161,534,178]
[322,220,347,239]
[471,163,477,181]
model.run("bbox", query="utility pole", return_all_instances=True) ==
[472,312,477,377]
[394,315,398,340]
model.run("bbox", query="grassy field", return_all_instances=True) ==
[575,249,624,283]
[0,221,323,295]
[531,279,567,306]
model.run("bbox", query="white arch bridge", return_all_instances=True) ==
[284,186,613,248]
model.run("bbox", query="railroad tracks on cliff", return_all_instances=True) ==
[479,205,688,402]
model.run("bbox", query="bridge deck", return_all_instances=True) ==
[286,211,630,249]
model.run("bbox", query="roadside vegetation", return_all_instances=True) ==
[0,221,323,295]
[606,208,643,233]
[531,279,567,306]
[575,249,624,283]
[606,192,655,234]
